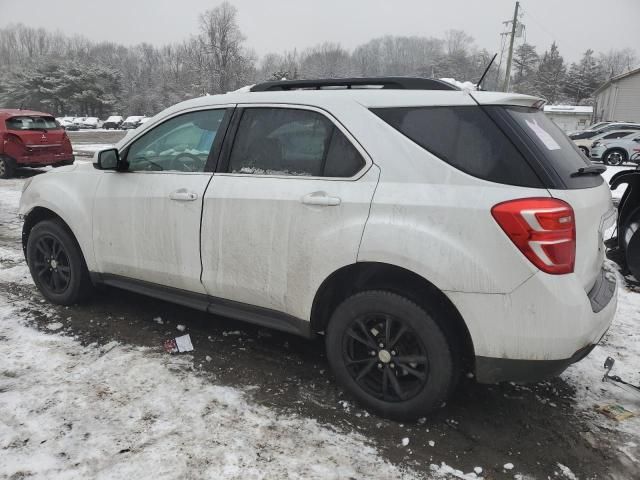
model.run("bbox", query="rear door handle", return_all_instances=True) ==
[169,189,198,201]
[302,192,341,206]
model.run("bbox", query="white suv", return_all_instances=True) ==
[19,78,618,420]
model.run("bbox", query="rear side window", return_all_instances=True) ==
[6,116,60,130]
[228,108,365,177]
[494,106,602,189]
[372,106,543,188]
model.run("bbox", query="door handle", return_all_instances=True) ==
[302,192,341,206]
[169,189,198,201]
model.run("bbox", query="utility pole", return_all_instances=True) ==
[502,1,520,92]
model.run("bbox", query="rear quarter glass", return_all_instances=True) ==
[371,105,544,188]
[487,106,603,189]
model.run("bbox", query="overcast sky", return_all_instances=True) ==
[1,0,639,63]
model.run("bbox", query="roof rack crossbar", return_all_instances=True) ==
[249,77,459,92]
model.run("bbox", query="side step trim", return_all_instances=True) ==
[91,273,313,338]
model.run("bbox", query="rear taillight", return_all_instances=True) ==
[491,198,575,275]
[4,133,24,146]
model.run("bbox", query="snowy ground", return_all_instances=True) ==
[1,166,639,479]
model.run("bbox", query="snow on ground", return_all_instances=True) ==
[72,143,114,157]
[0,298,424,480]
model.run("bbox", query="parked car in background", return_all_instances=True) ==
[19,78,617,419]
[81,117,100,129]
[72,117,86,128]
[591,133,640,165]
[0,109,74,178]
[121,116,146,129]
[573,130,637,156]
[103,115,123,130]
[569,122,640,140]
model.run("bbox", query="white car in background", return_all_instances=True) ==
[121,116,146,130]
[573,130,637,157]
[591,133,640,165]
[19,77,617,420]
[81,117,100,129]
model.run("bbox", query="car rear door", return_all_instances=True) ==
[92,107,232,293]
[200,105,379,321]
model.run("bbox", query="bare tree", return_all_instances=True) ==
[198,1,250,93]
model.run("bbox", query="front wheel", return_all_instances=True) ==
[604,149,627,166]
[26,219,93,305]
[325,290,455,420]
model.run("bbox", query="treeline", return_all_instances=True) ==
[0,2,637,117]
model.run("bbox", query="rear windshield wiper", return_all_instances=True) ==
[571,165,607,177]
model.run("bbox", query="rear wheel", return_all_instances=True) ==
[326,290,455,420]
[26,219,93,305]
[0,156,15,179]
[604,149,627,166]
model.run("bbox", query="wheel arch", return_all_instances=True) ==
[311,261,475,370]
[22,207,76,256]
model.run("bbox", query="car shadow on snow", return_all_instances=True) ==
[0,279,624,480]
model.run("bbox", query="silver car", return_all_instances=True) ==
[591,133,640,165]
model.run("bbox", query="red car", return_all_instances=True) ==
[0,109,74,178]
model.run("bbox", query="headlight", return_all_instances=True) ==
[21,177,33,193]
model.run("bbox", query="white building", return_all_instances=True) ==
[543,105,593,132]
[593,67,640,123]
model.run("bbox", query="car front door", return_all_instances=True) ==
[200,105,379,322]
[93,107,232,293]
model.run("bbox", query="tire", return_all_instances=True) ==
[0,156,15,179]
[578,146,589,157]
[26,219,93,305]
[326,290,455,420]
[603,149,627,166]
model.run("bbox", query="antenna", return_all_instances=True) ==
[476,53,498,91]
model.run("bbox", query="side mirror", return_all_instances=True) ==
[94,148,120,170]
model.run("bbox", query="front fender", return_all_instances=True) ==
[20,168,102,271]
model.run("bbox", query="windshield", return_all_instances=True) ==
[6,116,60,130]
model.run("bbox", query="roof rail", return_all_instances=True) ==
[249,77,459,92]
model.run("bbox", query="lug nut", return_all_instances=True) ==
[377,363,383,369]
[378,343,384,348]
[390,363,395,369]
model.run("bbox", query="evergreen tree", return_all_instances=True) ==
[564,49,604,104]
[534,42,566,104]
[512,43,539,94]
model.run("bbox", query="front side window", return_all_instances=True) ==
[228,108,364,177]
[126,109,226,172]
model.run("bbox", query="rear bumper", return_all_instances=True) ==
[11,153,74,167]
[475,343,597,383]
[447,265,618,383]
